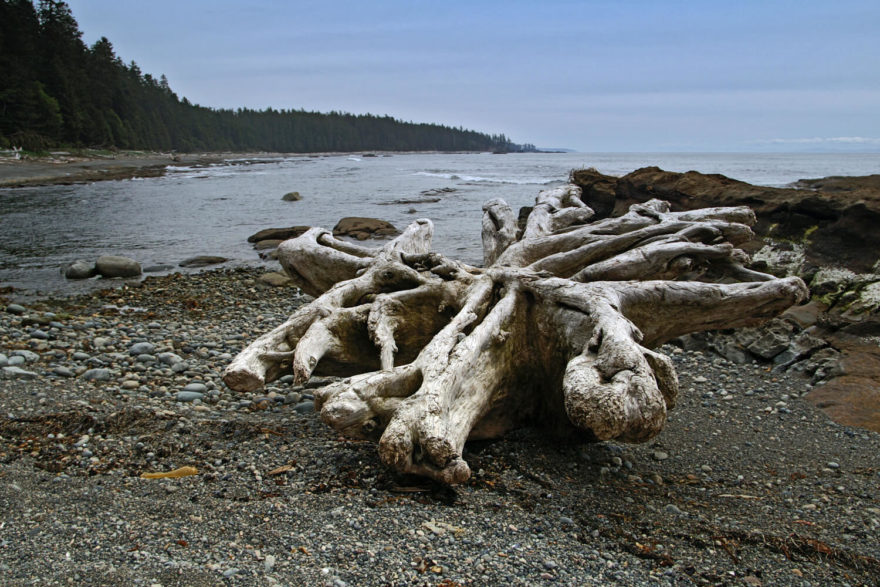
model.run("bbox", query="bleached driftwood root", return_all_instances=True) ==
[224,184,808,483]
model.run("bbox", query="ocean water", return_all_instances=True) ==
[1,151,878,296]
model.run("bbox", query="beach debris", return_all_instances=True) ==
[225,183,807,484]
[140,466,198,479]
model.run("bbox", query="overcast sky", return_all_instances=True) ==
[64,0,880,152]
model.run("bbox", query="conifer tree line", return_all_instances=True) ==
[0,1,533,153]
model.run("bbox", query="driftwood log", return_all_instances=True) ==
[224,185,808,483]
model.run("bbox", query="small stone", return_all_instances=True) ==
[176,391,205,402]
[652,451,669,461]
[81,368,112,381]
[5,303,26,315]
[693,376,707,383]
[222,568,240,578]
[294,400,315,414]
[664,504,685,515]
[183,382,208,393]
[543,560,558,570]
[264,554,276,572]
[157,352,183,365]
[121,380,140,390]
[53,367,75,377]
[827,462,840,469]
[129,342,155,356]
[12,350,39,362]
[29,329,49,340]
[2,366,39,379]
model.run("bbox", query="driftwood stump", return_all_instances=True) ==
[224,184,807,483]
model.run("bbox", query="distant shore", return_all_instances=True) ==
[0,151,291,188]
[0,150,492,188]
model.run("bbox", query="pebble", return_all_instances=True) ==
[53,367,75,377]
[129,342,155,355]
[294,400,315,414]
[12,350,39,362]
[0,354,7,367]
[81,368,112,381]
[176,391,205,402]
[183,382,208,393]
[2,366,39,379]
[5,303,26,315]
[652,451,669,461]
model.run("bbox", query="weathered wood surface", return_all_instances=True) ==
[225,184,807,483]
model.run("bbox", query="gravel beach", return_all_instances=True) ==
[1,268,879,586]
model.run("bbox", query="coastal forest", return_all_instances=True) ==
[0,0,531,153]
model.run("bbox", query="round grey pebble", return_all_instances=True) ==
[183,382,207,393]
[81,368,112,381]
[176,391,205,402]
[294,400,315,414]
[5,304,26,315]
[2,366,39,379]
[53,367,74,377]
[128,342,155,356]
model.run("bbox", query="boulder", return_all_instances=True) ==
[281,191,302,201]
[179,256,228,268]
[63,260,97,279]
[332,217,400,240]
[247,226,310,243]
[95,255,142,278]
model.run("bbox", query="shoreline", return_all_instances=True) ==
[0,151,288,188]
[1,267,878,585]
[0,150,494,189]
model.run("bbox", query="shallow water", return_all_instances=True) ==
[1,151,878,296]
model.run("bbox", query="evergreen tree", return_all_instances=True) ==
[0,0,532,153]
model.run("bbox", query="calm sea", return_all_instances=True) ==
[1,152,878,296]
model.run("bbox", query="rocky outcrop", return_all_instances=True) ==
[573,167,880,433]
[281,191,302,201]
[332,217,399,240]
[572,168,880,274]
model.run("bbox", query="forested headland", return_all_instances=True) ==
[0,1,533,154]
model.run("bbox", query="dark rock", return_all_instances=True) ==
[332,217,399,240]
[781,301,828,329]
[247,226,310,243]
[179,256,228,268]
[254,239,284,250]
[571,168,880,274]
[63,260,97,279]
[281,191,302,201]
[95,255,142,278]
[746,322,794,360]
[143,264,174,273]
